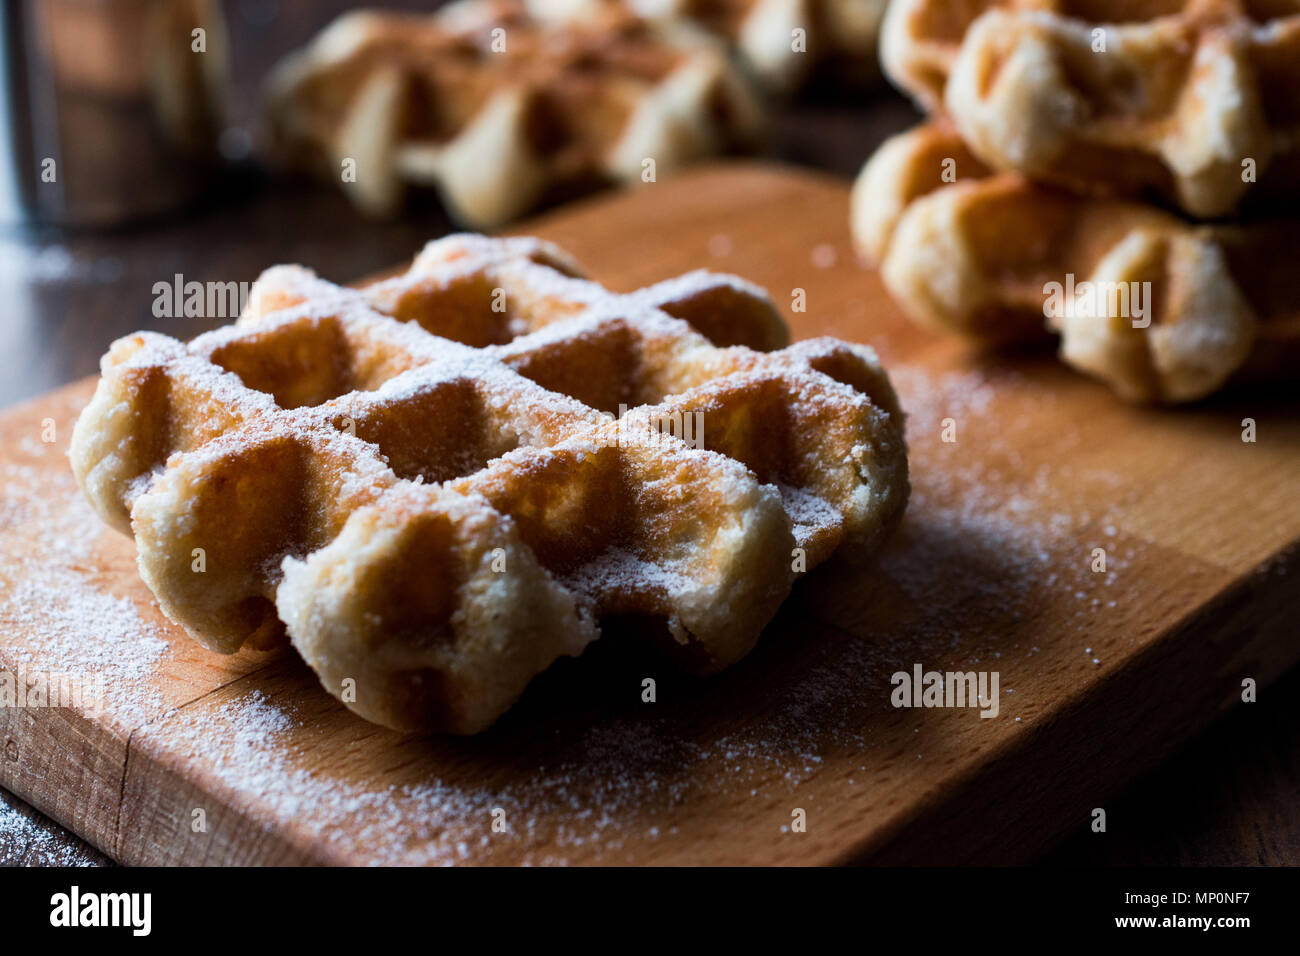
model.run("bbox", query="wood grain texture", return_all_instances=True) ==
[1,164,1297,865]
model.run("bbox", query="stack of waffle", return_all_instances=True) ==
[852,0,1300,403]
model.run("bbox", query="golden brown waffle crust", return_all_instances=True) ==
[264,1,764,226]
[881,0,1300,218]
[70,234,908,733]
[850,121,1280,404]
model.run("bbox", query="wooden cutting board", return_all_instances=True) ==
[2,163,1297,866]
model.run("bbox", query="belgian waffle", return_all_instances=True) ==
[852,121,1300,403]
[532,0,888,91]
[265,1,763,226]
[880,0,1300,218]
[70,235,908,733]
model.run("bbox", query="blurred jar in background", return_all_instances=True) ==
[0,0,230,227]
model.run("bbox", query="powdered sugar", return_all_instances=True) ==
[154,685,842,865]
[0,462,171,730]
[0,795,102,867]
[779,484,840,542]
[562,547,694,601]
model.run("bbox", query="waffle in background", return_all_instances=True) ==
[532,0,890,92]
[853,121,1300,403]
[854,0,1300,403]
[880,0,1300,218]
[265,0,764,226]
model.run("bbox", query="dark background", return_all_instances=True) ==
[0,0,1295,866]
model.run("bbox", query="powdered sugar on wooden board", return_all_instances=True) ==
[0,446,173,731]
[0,793,103,867]
[798,359,1153,726]
[152,683,851,865]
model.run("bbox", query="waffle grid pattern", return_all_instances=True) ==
[266,0,764,226]
[71,235,908,732]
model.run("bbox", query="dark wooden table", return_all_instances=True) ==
[1,0,1296,867]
